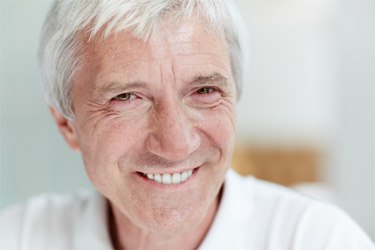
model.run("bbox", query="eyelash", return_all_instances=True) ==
[195,87,222,96]
[110,86,221,105]
[196,87,213,94]
[111,93,138,102]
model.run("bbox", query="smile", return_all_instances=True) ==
[141,169,194,185]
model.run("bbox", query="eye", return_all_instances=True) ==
[196,87,217,95]
[111,93,136,102]
[108,91,151,114]
[190,86,223,108]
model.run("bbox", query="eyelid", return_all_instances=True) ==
[197,87,215,94]
[195,86,223,95]
[110,92,141,104]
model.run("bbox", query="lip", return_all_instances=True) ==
[135,166,201,188]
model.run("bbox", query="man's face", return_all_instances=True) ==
[61,20,237,233]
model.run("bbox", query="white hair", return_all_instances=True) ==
[38,0,249,119]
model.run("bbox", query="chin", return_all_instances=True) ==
[135,202,210,235]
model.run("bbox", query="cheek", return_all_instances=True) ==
[196,106,236,154]
[75,118,147,181]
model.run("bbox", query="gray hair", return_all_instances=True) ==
[38,0,249,119]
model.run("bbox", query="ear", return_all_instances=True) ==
[49,107,81,151]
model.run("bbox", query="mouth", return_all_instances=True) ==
[138,168,197,185]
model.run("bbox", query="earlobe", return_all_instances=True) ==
[49,107,81,152]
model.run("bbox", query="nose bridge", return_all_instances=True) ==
[146,97,200,161]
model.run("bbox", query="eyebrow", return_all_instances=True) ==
[187,72,228,86]
[96,81,148,94]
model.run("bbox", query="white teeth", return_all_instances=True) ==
[162,174,172,184]
[181,171,188,181]
[154,174,162,183]
[172,173,181,184]
[144,169,193,185]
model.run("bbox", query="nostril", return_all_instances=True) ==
[145,129,200,161]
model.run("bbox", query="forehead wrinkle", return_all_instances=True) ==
[148,42,200,59]
[173,53,229,66]
[158,56,176,89]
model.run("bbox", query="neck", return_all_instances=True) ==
[107,191,221,250]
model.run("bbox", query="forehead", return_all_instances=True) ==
[84,20,227,59]
[73,20,232,90]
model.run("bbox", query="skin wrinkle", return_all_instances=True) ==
[41,2,246,120]
[56,20,236,249]
[86,73,231,131]
[94,72,229,107]
[93,82,150,103]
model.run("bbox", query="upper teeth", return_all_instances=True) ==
[144,170,193,185]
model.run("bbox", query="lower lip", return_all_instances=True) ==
[136,167,200,188]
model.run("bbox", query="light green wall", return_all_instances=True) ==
[0,1,92,209]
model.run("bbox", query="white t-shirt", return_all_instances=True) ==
[1,169,374,250]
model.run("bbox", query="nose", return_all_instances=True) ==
[146,102,200,162]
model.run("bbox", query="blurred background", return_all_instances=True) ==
[1,0,374,240]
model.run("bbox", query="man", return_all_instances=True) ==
[0,0,374,249]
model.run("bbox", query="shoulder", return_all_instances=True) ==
[224,169,375,249]
[227,168,321,209]
[0,190,97,249]
[228,168,342,214]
